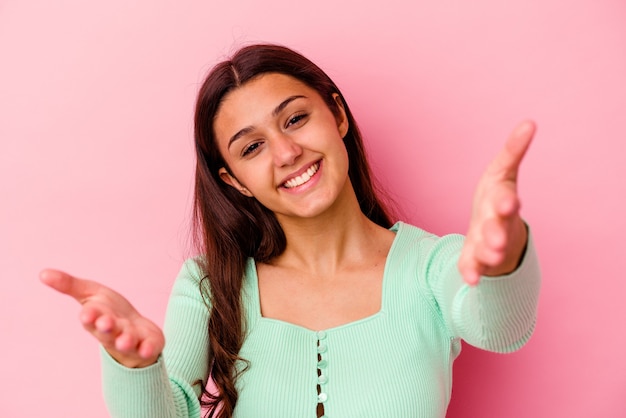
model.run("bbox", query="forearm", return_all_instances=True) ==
[101,349,202,418]
[430,229,541,352]
[101,259,211,417]
[454,231,540,352]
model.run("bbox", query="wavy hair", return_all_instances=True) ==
[192,44,394,418]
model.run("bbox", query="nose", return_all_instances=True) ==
[271,134,302,167]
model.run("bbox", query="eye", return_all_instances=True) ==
[242,141,263,157]
[285,113,308,128]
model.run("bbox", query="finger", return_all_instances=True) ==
[483,217,507,251]
[95,314,117,334]
[80,307,120,336]
[114,329,139,353]
[490,120,536,179]
[474,241,506,267]
[40,269,101,303]
[137,335,164,360]
[462,235,506,283]
[89,316,145,358]
[79,304,102,327]
[496,190,521,218]
[137,340,156,359]
[458,243,483,286]
[479,180,520,221]
[92,316,126,348]
[78,304,119,334]
[461,264,482,286]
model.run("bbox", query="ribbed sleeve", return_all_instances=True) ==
[424,228,541,352]
[101,259,209,418]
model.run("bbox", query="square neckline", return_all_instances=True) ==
[246,222,404,334]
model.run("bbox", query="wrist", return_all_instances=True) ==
[106,347,160,369]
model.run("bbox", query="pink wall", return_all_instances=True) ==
[2,0,625,416]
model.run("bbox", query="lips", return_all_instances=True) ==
[281,161,321,189]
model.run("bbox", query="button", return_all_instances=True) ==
[318,392,328,403]
[317,330,327,340]
[317,359,328,369]
[318,374,328,384]
[317,344,327,354]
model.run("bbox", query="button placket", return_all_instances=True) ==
[316,330,328,418]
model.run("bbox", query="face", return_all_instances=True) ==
[214,73,351,221]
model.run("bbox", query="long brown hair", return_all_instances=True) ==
[192,43,394,418]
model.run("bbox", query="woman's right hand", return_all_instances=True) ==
[40,269,165,369]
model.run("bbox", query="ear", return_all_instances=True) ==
[218,167,253,197]
[332,93,349,138]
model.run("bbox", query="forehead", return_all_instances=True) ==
[224,72,314,107]
[214,73,320,135]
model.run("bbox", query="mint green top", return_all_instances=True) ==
[101,222,540,417]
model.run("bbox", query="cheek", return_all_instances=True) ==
[329,132,350,166]
[230,161,273,191]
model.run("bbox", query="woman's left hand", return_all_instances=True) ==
[458,120,536,285]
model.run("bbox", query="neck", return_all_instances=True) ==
[272,186,391,277]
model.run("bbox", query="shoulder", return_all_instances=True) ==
[386,222,468,297]
[169,257,208,299]
[176,257,206,282]
[389,221,464,259]
[171,256,256,305]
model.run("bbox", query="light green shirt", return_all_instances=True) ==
[102,222,541,417]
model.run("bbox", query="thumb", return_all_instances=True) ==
[40,269,100,303]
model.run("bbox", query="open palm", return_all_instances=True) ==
[40,269,164,368]
[458,120,536,285]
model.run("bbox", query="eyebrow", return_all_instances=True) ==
[227,95,307,149]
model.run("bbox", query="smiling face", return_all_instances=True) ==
[213,73,352,222]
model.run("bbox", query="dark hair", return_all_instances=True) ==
[192,43,394,418]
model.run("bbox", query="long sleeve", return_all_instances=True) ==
[101,259,210,417]
[424,227,541,352]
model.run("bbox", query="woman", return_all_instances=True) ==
[41,44,540,418]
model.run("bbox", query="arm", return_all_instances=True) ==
[101,259,210,417]
[40,259,210,417]
[426,230,540,352]
[427,121,541,351]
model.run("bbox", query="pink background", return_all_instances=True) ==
[1,0,625,416]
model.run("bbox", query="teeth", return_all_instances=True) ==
[283,163,319,189]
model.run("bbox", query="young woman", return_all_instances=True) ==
[41,44,541,418]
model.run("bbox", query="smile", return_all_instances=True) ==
[282,162,320,189]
